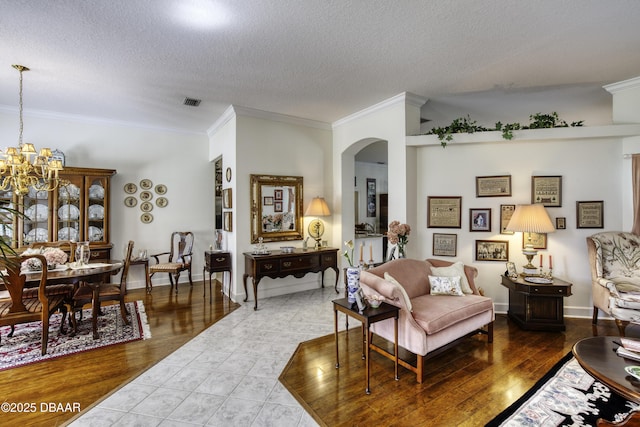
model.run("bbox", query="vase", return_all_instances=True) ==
[397,244,406,259]
[75,241,90,265]
[346,266,360,304]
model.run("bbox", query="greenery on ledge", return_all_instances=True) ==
[425,112,584,147]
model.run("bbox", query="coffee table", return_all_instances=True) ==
[573,336,640,425]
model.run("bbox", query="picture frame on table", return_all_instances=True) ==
[433,233,457,257]
[500,204,516,234]
[475,240,509,262]
[427,196,462,228]
[523,232,547,249]
[470,208,491,232]
[475,175,512,197]
[577,201,604,228]
[532,175,562,207]
[506,261,518,279]
[354,287,367,312]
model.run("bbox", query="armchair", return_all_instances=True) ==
[587,232,640,336]
[148,232,194,293]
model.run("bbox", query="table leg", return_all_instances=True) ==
[394,315,399,381]
[144,262,150,293]
[334,308,339,368]
[365,320,370,395]
[91,285,99,340]
[332,266,339,294]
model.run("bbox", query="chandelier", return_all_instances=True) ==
[0,65,64,196]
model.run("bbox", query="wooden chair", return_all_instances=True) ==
[0,254,72,355]
[68,240,134,334]
[148,232,194,293]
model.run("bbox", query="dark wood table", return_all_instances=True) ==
[333,297,399,394]
[243,248,339,310]
[500,274,572,331]
[24,262,124,339]
[204,251,232,303]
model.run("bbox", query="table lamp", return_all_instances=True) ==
[305,197,331,249]
[505,204,555,276]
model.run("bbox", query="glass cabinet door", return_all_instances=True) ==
[86,176,108,244]
[21,184,52,245]
[0,189,17,248]
[55,176,83,243]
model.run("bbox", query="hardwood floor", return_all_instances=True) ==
[0,280,239,427]
[280,314,628,427]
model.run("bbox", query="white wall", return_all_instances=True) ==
[415,136,624,317]
[0,110,211,290]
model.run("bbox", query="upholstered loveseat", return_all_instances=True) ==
[359,258,494,383]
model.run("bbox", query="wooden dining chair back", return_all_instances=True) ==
[69,240,134,334]
[148,231,194,293]
[0,254,72,355]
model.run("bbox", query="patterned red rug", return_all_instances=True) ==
[0,300,150,371]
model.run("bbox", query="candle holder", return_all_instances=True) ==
[368,258,374,266]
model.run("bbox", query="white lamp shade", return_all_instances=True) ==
[506,204,555,233]
[305,197,331,216]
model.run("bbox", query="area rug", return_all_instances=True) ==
[0,300,150,371]
[486,352,640,426]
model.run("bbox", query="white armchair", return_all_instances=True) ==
[587,232,640,336]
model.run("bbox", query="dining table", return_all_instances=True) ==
[23,261,124,339]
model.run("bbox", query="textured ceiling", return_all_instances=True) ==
[1,0,640,134]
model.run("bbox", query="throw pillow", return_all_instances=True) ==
[428,276,465,296]
[430,262,473,294]
[383,272,413,312]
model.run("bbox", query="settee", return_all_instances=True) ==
[359,258,494,383]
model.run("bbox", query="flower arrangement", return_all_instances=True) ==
[387,221,411,258]
[343,240,355,267]
[21,247,68,270]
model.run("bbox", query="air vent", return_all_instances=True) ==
[183,97,201,107]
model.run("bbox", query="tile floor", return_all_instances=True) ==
[69,286,348,426]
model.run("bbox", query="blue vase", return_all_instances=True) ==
[346,266,360,303]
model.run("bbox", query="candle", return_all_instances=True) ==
[549,255,553,269]
[539,254,543,268]
[359,243,364,262]
[369,243,373,261]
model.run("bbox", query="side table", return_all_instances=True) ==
[130,258,151,293]
[500,274,572,331]
[333,297,399,394]
[204,251,232,302]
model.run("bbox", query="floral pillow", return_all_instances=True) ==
[428,275,464,296]
[430,262,473,294]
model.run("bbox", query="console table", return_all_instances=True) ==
[501,274,572,331]
[243,248,339,310]
[204,251,232,303]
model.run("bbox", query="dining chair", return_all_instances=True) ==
[148,231,194,293]
[68,240,134,335]
[0,254,73,355]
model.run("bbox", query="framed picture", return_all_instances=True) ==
[274,189,283,200]
[475,175,512,197]
[223,211,233,231]
[556,217,566,230]
[223,188,232,209]
[366,178,376,217]
[355,287,366,312]
[577,201,604,229]
[523,232,547,249]
[506,261,518,279]
[531,175,562,207]
[475,240,509,262]
[274,201,283,212]
[500,204,516,235]
[263,196,274,206]
[433,233,457,257]
[427,196,462,228]
[470,208,491,232]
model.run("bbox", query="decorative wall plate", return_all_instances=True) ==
[140,201,153,212]
[226,167,232,182]
[140,191,153,201]
[124,196,137,207]
[156,197,168,208]
[124,183,137,194]
[155,184,167,195]
[141,213,153,224]
[140,179,153,190]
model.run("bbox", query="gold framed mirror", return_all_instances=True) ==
[250,174,304,243]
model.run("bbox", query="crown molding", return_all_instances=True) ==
[604,76,640,94]
[332,92,428,129]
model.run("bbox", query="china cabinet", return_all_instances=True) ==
[0,167,116,260]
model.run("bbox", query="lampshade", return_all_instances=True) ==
[505,204,555,234]
[305,197,331,216]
